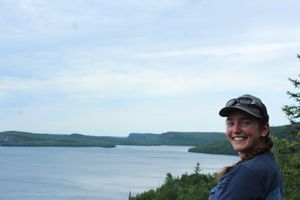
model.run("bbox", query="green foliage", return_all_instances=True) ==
[129,165,216,200]
[273,137,300,200]
[282,56,300,137]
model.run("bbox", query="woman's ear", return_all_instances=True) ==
[261,123,270,137]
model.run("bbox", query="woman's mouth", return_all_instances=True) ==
[232,136,247,141]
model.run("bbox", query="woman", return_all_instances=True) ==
[208,94,284,200]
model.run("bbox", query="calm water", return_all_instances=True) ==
[0,145,238,200]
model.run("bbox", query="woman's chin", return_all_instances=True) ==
[232,144,246,153]
[231,139,249,152]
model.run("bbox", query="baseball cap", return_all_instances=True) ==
[219,94,269,122]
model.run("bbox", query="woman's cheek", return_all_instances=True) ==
[226,128,232,139]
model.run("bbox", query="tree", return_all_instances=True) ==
[129,165,216,200]
[274,54,300,200]
[282,55,300,137]
[281,54,300,138]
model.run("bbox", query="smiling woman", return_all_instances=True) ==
[225,112,269,156]
[208,94,284,200]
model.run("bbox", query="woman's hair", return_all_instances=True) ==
[216,118,273,183]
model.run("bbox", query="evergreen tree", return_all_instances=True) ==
[282,55,300,137]
[274,54,300,200]
[129,166,216,200]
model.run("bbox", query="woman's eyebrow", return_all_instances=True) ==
[226,117,252,121]
[240,117,252,120]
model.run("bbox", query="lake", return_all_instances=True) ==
[0,145,238,200]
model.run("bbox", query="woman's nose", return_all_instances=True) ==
[232,123,241,133]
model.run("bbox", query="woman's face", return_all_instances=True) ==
[225,110,269,157]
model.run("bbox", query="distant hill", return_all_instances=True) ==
[269,124,294,140]
[126,132,226,146]
[0,131,226,147]
[0,131,120,147]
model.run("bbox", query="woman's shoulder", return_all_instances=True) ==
[238,152,282,192]
[241,152,278,173]
[212,152,283,200]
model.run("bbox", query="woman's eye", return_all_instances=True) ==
[240,120,251,126]
[226,121,234,127]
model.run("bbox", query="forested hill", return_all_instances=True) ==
[0,131,226,147]
[127,132,226,146]
[0,131,119,147]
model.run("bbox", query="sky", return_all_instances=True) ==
[0,0,300,136]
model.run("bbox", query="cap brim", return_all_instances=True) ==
[219,106,264,119]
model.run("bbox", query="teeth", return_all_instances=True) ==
[233,137,245,141]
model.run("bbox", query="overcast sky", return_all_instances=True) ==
[0,0,300,136]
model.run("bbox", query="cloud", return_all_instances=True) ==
[1,36,296,97]
[0,0,299,134]
[136,42,300,60]
[0,63,281,104]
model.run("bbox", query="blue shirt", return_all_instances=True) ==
[209,152,284,200]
